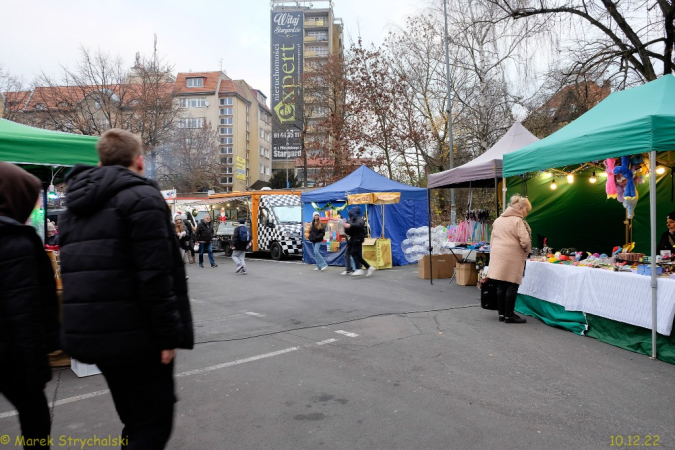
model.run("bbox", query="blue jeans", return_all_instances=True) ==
[199,242,215,266]
[313,242,327,269]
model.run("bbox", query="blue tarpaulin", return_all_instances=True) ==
[301,166,428,266]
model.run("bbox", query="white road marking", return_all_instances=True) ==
[244,311,266,317]
[0,338,342,420]
[335,330,359,337]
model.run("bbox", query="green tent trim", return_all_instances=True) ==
[586,314,675,365]
[0,118,99,167]
[503,75,675,177]
[515,294,588,335]
[515,294,675,365]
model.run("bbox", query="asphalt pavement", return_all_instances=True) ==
[2,253,674,450]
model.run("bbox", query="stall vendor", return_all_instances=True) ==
[657,210,675,254]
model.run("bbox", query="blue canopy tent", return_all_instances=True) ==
[301,165,428,266]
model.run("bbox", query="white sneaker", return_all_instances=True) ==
[313,267,320,271]
[340,271,350,275]
[366,266,376,277]
[351,269,365,276]
[320,266,328,271]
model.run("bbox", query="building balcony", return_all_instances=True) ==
[304,21,328,28]
[304,52,328,59]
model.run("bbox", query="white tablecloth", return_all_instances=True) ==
[518,261,675,335]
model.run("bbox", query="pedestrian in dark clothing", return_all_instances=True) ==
[196,214,217,268]
[231,218,251,274]
[343,206,375,277]
[0,162,60,449]
[58,129,194,450]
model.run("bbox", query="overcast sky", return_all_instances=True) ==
[1,0,427,99]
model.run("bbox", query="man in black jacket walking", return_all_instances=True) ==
[196,214,217,268]
[59,129,194,450]
[0,163,60,449]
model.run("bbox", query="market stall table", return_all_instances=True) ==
[516,260,675,364]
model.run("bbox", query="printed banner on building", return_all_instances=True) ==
[235,156,246,181]
[271,10,304,160]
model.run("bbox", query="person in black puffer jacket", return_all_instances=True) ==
[0,162,59,447]
[343,206,374,277]
[59,129,193,450]
[195,214,217,268]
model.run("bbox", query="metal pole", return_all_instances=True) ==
[427,188,434,285]
[443,0,456,225]
[649,150,657,360]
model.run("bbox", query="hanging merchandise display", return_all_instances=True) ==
[604,154,650,218]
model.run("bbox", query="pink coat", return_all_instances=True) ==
[488,207,532,285]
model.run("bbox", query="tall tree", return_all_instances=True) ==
[0,65,30,121]
[157,123,222,193]
[487,0,674,87]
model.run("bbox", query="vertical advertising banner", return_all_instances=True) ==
[271,10,303,161]
[235,156,246,181]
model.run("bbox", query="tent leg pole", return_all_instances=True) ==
[43,183,48,244]
[502,181,507,214]
[494,176,499,218]
[427,188,433,285]
[650,151,658,360]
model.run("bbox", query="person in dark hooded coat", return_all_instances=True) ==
[0,162,59,448]
[58,129,193,450]
[343,206,375,277]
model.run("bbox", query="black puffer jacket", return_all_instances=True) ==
[59,165,193,365]
[345,207,366,243]
[0,217,59,387]
[308,222,326,243]
[196,219,214,242]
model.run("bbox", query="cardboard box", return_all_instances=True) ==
[363,238,393,269]
[455,262,478,286]
[418,255,455,279]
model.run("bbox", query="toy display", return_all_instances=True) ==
[605,154,650,218]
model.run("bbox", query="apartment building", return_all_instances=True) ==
[270,0,343,186]
[174,71,273,191]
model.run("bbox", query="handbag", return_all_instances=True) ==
[194,243,199,252]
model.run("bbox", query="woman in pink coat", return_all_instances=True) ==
[488,194,532,323]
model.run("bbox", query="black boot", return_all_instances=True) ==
[496,281,506,322]
[504,314,526,323]
[504,283,525,323]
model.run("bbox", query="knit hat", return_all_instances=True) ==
[47,221,56,233]
[313,211,320,218]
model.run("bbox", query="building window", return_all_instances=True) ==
[186,77,204,88]
[220,117,233,125]
[265,148,270,158]
[220,176,233,184]
[265,166,270,176]
[179,117,204,128]
[220,127,233,135]
[307,31,328,41]
[220,147,233,154]
[221,167,233,175]
[220,156,233,164]
[220,137,233,145]
[220,107,233,115]
[307,46,329,56]
[179,98,207,108]
[260,164,265,174]
[260,146,265,156]
[260,129,265,139]
[220,98,233,106]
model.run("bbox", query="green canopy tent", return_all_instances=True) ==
[0,118,99,239]
[503,75,675,360]
[0,118,99,168]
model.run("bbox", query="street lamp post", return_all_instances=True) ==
[443,0,456,224]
